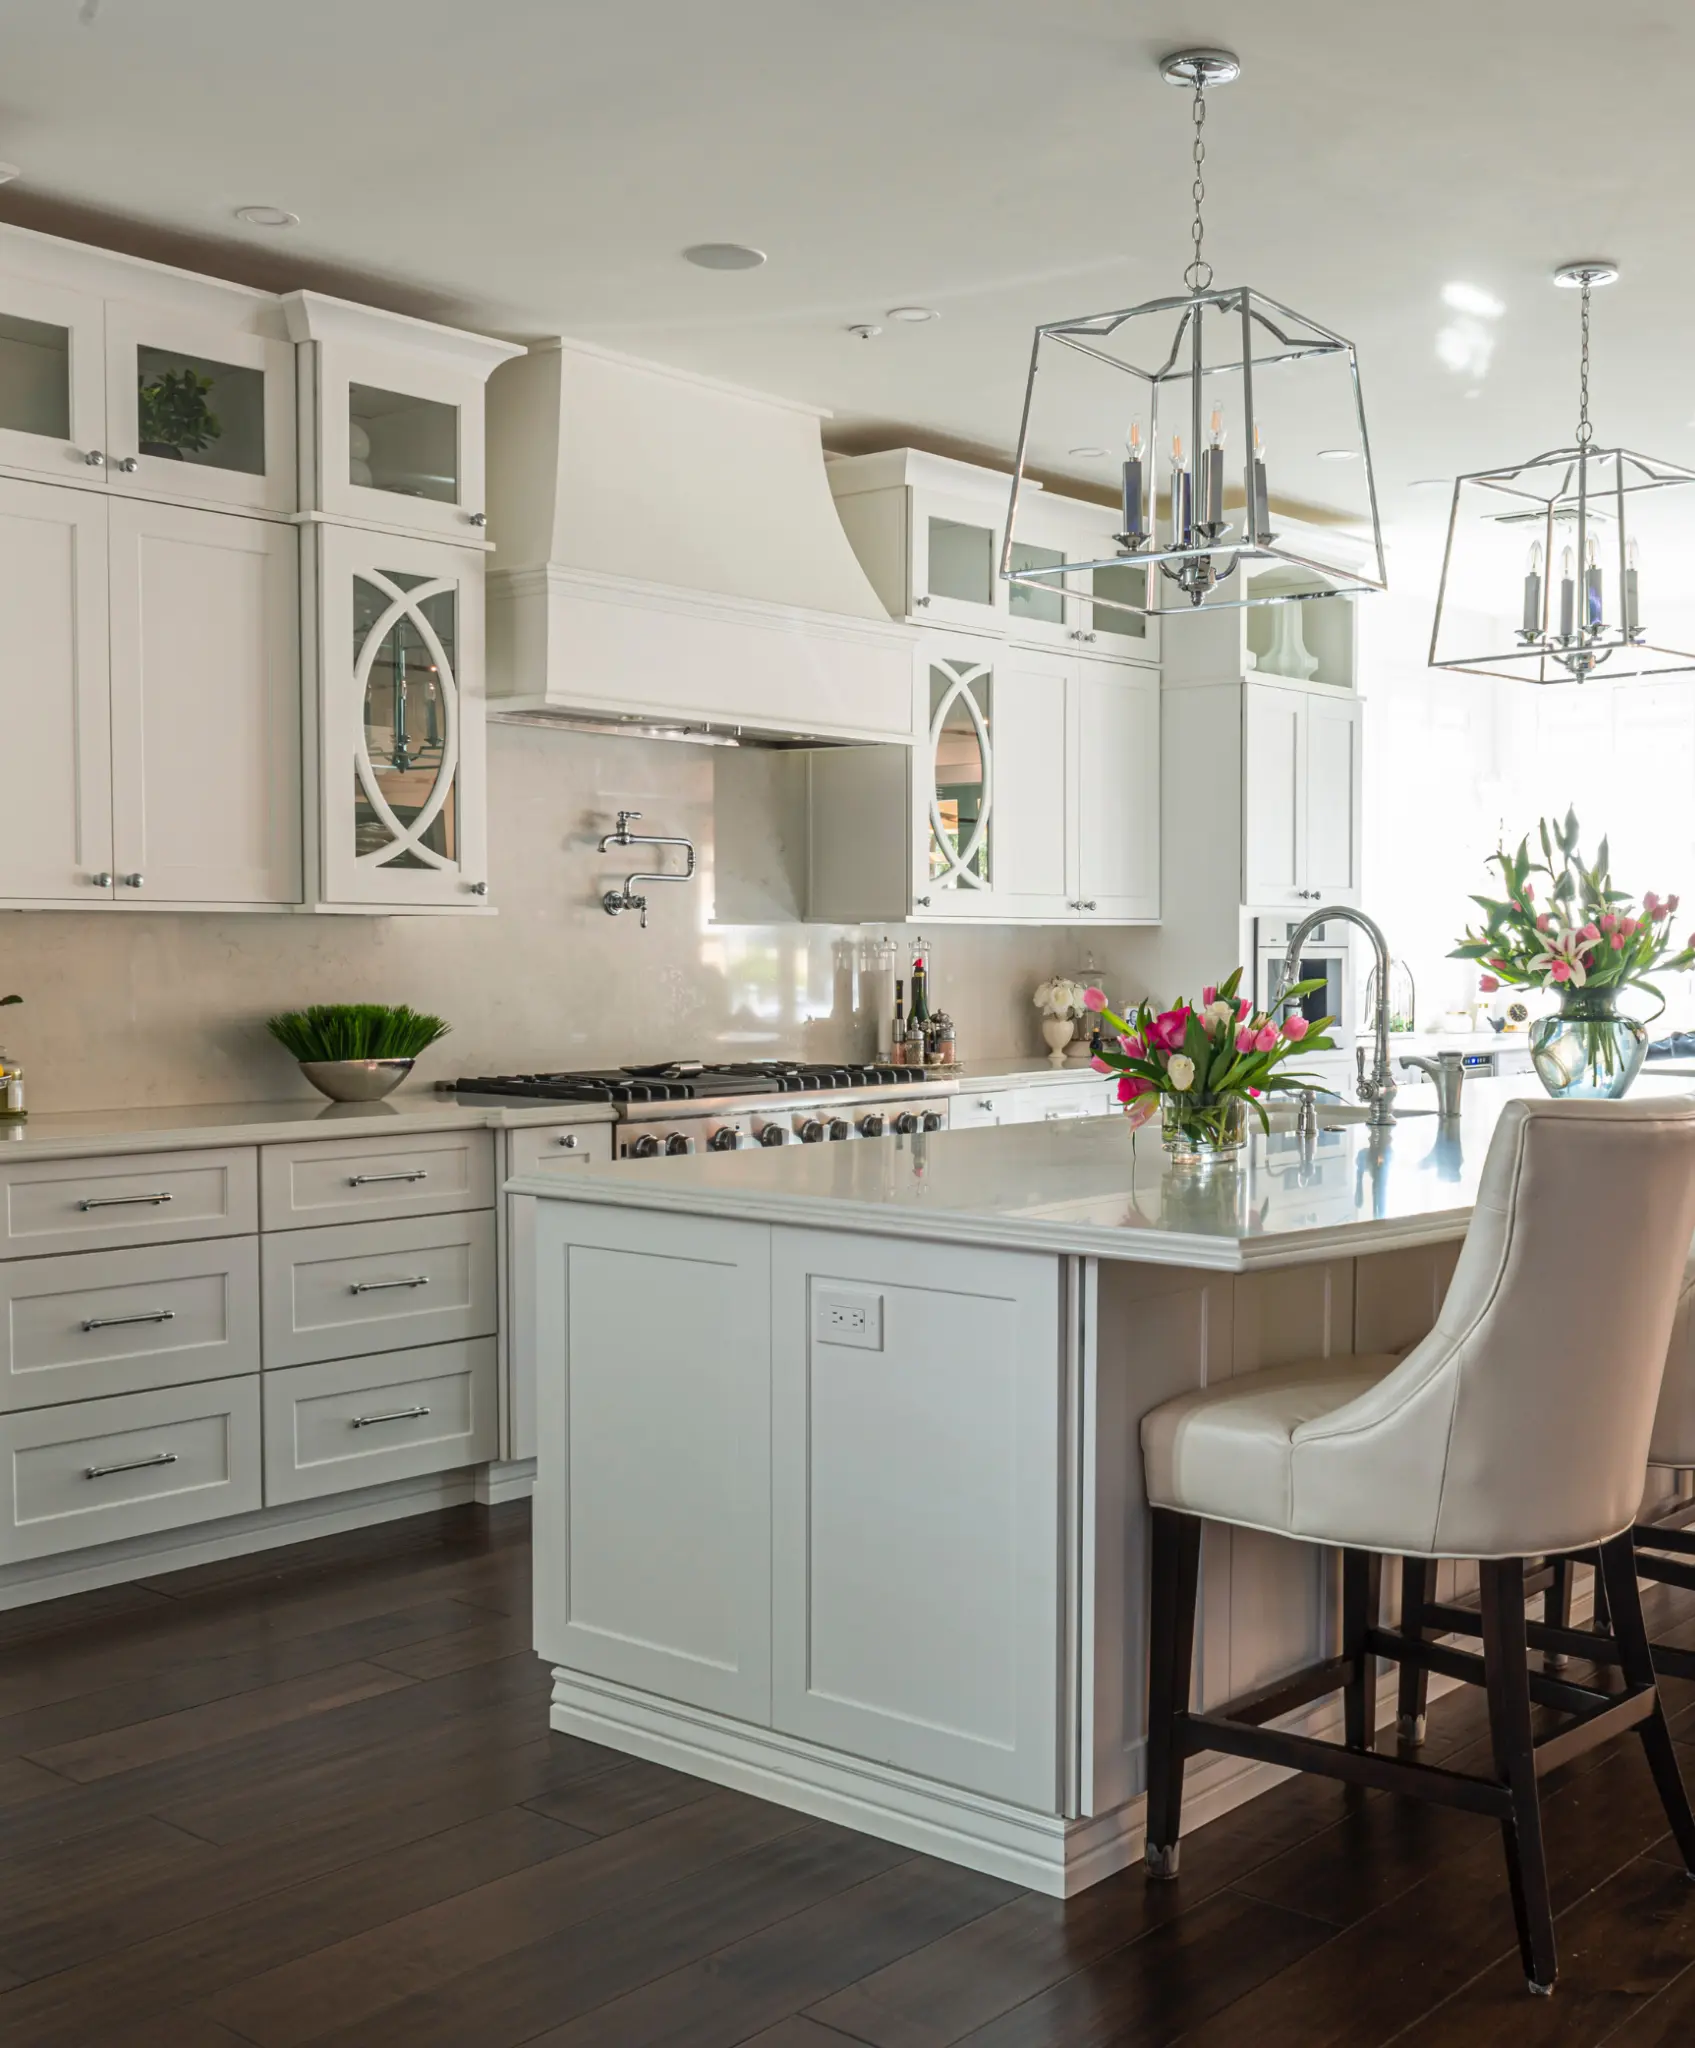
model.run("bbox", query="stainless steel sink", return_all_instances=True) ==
[1265,1102,1437,1131]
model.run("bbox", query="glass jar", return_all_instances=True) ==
[0,1052,25,1121]
[1529,986,1647,1100]
[1161,1092,1247,1164]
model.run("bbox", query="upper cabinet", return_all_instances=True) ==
[1160,551,1361,693]
[0,254,294,515]
[827,448,1160,664]
[283,293,520,545]
[1240,681,1362,910]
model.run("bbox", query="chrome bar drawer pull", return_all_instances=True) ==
[351,1405,431,1429]
[81,1308,177,1333]
[85,1450,178,1480]
[348,1274,431,1295]
[77,1192,174,1211]
[347,1170,430,1186]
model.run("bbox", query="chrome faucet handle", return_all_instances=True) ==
[1296,1089,1319,1142]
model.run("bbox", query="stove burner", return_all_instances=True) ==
[451,1060,927,1104]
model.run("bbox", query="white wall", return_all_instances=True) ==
[0,723,1146,1114]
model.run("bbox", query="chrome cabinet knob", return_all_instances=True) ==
[630,1134,661,1159]
[977,1098,994,1110]
[859,1113,886,1137]
[708,1126,741,1151]
[468,512,487,527]
[1082,898,1097,911]
[664,1133,693,1155]
[914,894,931,908]
[759,1124,787,1146]
[84,449,105,467]
[115,456,139,473]
[914,594,932,608]
[799,1119,826,1144]
[122,873,144,888]
[90,871,113,887]
[469,880,488,896]
[556,1133,579,1149]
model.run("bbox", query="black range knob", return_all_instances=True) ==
[630,1134,661,1159]
[893,1111,919,1135]
[759,1124,788,1146]
[664,1133,693,1155]
[799,1119,826,1144]
[708,1126,741,1151]
[828,1119,851,1141]
[921,1111,943,1132]
[858,1113,886,1137]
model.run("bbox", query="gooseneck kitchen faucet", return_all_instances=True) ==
[1279,905,1399,1127]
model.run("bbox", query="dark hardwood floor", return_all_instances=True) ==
[3,1507,1695,2046]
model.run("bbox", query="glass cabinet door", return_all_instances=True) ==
[104,303,295,513]
[912,493,1003,629]
[320,526,487,907]
[925,656,994,899]
[0,278,106,481]
[312,346,490,542]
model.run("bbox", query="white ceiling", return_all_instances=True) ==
[4,0,1693,540]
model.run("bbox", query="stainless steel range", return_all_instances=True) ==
[449,1061,957,1159]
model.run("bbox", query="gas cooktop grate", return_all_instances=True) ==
[450,1061,928,1103]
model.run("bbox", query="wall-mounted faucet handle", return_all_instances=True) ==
[615,810,641,834]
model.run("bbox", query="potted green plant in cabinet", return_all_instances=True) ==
[137,365,221,461]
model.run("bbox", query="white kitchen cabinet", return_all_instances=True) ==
[807,639,1157,925]
[283,291,519,545]
[0,272,106,483]
[0,479,299,909]
[827,446,1160,664]
[307,522,488,910]
[0,476,112,900]
[1243,681,1361,910]
[769,1227,1061,1806]
[108,500,300,906]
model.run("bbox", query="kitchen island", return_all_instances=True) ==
[511,1075,1693,1895]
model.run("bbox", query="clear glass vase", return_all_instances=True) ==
[1160,1092,1249,1163]
[1529,987,1647,1101]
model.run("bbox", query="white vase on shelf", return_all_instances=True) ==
[1260,602,1319,681]
[1041,1015,1074,1062]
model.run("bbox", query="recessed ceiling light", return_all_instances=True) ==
[234,205,298,228]
[887,305,938,323]
[0,164,20,186]
[1068,446,1110,459]
[683,242,766,270]
[1317,448,1359,461]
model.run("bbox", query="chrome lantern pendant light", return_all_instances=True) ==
[1001,48,1386,622]
[1430,263,1695,684]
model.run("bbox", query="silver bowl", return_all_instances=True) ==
[299,1058,414,1103]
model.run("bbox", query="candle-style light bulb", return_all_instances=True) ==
[1625,536,1642,638]
[1250,423,1269,545]
[1204,406,1226,528]
[1119,419,1145,542]
[1521,539,1544,641]
[1583,529,1603,629]
[1559,544,1576,641]
[1170,434,1191,546]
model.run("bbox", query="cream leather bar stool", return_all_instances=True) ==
[1140,1095,1695,1997]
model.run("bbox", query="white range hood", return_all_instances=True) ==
[484,340,916,745]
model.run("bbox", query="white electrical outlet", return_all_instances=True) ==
[813,1285,884,1351]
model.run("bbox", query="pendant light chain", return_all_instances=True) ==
[1183,76,1212,293]
[1577,280,1593,446]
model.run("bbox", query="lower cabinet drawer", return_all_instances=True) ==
[507,1124,615,1174]
[260,1211,497,1369]
[0,1376,262,1563]
[0,1238,260,1412]
[262,1339,497,1504]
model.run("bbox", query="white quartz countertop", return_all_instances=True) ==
[943,1056,1114,1087]
[0,1093,616,1160]
[509,1074,1695,1272]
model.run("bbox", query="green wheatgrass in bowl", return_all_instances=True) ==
[266,1004,451,1063]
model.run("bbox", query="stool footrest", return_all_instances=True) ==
[1531,1687,1655,1776]
[1368,1626,1619,1718]
[1178,1710,1512,1817]
[1635,1548,1695,1595]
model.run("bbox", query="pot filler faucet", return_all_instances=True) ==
[1279,905,1398,1127]
[598,811,696,929]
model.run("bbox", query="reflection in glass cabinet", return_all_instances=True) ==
[349,384,459,504]
[928,658,992,891]
[926,517,995,608]
[134,345,266,473]
[0,314,70,440]
[1008,540,1065,625]
[353,572,459,871]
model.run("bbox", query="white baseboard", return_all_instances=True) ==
[0,1468,486,1610]
[475,1459,536,1505]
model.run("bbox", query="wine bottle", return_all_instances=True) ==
[890,979,907,1067]
[910,949,931,1032]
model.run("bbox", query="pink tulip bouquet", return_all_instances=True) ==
[1083,964,1337,1154]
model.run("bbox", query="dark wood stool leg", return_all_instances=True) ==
[1398,1555,1433,1746]
[1592,1553,1611,1632]
[1543,1556,1572,1672]
[1343,1549,1382,1754]
[1480,1557,1558,1995]
[1145,1507,1202,1879]
[1598,1532,1695,1875]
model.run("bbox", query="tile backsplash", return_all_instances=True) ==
[0,726,1147,1113]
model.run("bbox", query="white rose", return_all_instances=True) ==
[1033,981,1055,1011]
[1203,1000,1235,1033]
[1167,1053,1196,1091]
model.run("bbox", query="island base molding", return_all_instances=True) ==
[549,1663,1471,1897]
